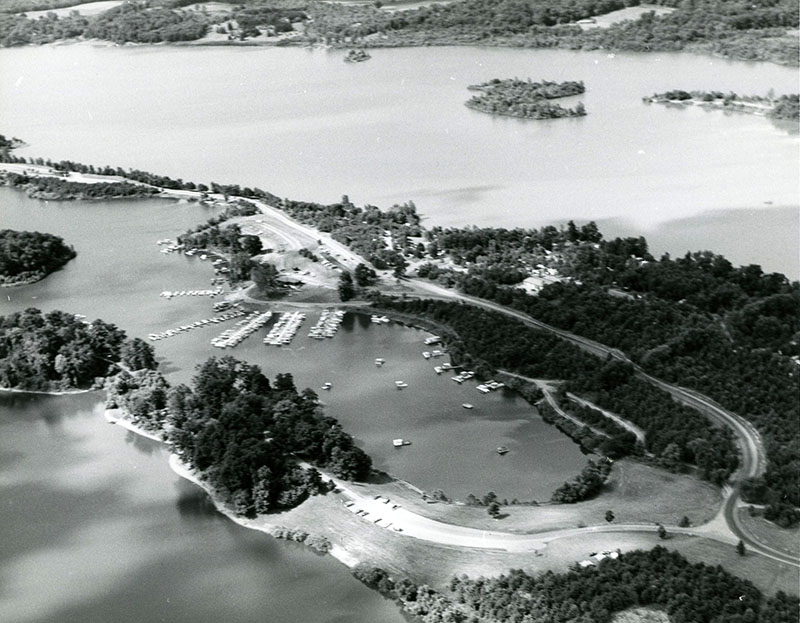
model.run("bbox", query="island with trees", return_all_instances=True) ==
[0,228,75,286]
[344,48,371,63]
[466,78,587,120]
[644,90,800,122]
[0,308,156,391]
[0,170,159,200]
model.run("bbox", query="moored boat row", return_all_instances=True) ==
[160,288,224,299]
[149,308,246,341]
[264,311,306,346]
[308,309,345,339]
[211,310,272,348]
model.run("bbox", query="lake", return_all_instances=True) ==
[0,44,797,274]
[0,42,797,621]
[0,187,588,620]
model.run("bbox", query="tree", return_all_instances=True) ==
[487,502,500,518]
[657,524,667,539]
[354,262,377,287]
[251,261,281,294]
[120,337,157,371]
[678,515,691,527]
[736,539,746,556]
[605,510,615,522]
[338,271,355,301]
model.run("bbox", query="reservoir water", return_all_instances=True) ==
[1,42,798,621]
[0,45,797,274]
[0,188,586,620]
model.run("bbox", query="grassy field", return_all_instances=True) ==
[613,608,672,623]
[358,459,722,533]
[265,491,798,597]
[738,509,800,558]
[669,537,799,596]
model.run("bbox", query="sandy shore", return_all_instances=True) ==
[0,386,96,396]
[103,409,163,442]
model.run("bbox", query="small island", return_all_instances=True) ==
[344,48,371,63]
[643,90,800,121]
[466,78,587,120]
[0,229,76,286]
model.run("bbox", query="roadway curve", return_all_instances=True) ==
[402,279,798,567]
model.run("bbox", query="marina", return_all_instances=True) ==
[148,307,246,341]
[308,309,345,339]
[160,288,224,299]
[264,311,307,346]
[210,310,272,348]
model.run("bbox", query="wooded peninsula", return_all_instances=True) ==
[0,228,75,286]
[644,90,800,121]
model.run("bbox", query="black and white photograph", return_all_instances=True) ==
[0,1,798,622]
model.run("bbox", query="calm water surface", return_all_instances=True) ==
[0,188,586,620]
[0,392,406,623]
[0,45,797,273]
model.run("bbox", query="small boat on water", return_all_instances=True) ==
[496,446,510,455]
[393,438,411,447]
[321,382,332,390]
[462,403,474,409]
[395,381,408,389]
[375,358,385,366]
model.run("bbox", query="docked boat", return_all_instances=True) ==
[496,446,510,455]
[422,351,431,359]
[433,366,443,374]
[424,335,441,345]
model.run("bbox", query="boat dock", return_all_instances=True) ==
[308,309,345,339]
[160,288,224,299]
[264,311,306,346]
[211,310,273,348]
[148,307,246,342]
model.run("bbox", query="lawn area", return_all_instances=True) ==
[669,537,799,597]
[260,489,796,597]
[613,608,671,623]
[359,459,721,533]
[738,508,800,558]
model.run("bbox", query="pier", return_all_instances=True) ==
[264,311,306,346]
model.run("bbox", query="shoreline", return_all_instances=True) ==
[0,385,96,396]
[105,408,361,568]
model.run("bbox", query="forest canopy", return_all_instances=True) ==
[0,308,156,390]
[0,228,76,285]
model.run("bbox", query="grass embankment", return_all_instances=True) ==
[738,509,800,559]
[268,490,798,596]
[357,459,721,532]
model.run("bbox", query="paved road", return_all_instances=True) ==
[400,279,798,568]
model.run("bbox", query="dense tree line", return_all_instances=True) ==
[466,78,586,120]
[0,308,155,390]
[0,229,75,285]
[1,171,158,200]
[436,230,799,521]
[373,296,738,484]
[551,458,612,503]
[538,399,638,459]
[355,547,799,622]
[0,1,210,46]
[304,0,798,65]
[111,356,372,514]
[279,196,421,272]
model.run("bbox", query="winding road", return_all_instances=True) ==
[396,279,798,567]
